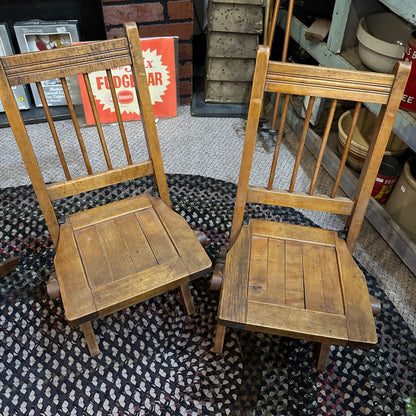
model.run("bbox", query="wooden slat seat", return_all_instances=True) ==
[55,193,211,325]
[212,45,411,371]
[217,219,377,348]
[0,22,211,356]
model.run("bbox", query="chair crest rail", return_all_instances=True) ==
[1,38,131,86]
[266,61,396,104]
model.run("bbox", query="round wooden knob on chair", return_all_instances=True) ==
[47,273,60,300]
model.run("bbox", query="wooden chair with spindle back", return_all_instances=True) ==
[212,45,410,370]
[0,22,211,356]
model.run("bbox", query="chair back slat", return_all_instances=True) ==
[82,73,113,170]
[331,102,362,198]
[0,22,171,246]
[106,69,133,165]
[309,98,337,196]
[268,93,290,190]
[46,160,154,201]
[35,81,72,180]
[289,95,315,193]
[247,186,355,215]
[60,76,93,175]
[268,0,295,131]
[230,46,411,251]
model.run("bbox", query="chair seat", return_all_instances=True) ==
[54,192,211,325]
[217,219,377,348]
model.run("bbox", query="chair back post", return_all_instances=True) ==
[124,22,171,207]
[229,45,270,247]
[346,61,411,251]
[0,60,60,244]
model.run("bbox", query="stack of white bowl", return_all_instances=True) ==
[356,12,413,73]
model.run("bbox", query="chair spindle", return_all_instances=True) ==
[268,93,290,190]
[309,98,338,195]
[269,0,295,132]
[36,81,71,180]
[60,77,93,175]
[331,102,362,198]
[106,69,133,165]
[83,73,113,170]
[289,95,315,193]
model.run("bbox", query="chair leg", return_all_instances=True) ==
[315,343,331,371]
[212,323,227,354]
[80,321,101,357]
[0,256,19,278]
[180,282,195,315]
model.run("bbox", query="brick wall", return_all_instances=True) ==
[102,0,193,105]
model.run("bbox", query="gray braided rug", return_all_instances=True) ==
[1,174,415,415]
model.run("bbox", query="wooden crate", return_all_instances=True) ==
[206,57,255,82]
[204,0,262,104]
[207,32,258,59]
[207,0,263,34]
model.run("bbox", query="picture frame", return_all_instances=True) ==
[14,20,80,107]
[0,23,30,112]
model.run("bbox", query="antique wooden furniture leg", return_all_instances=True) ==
[80,322,100,357]
[316,344,331,372]
[212,45,410,371]
[0,256,19,278]
[180,282,195,315]
[213,323,227,354]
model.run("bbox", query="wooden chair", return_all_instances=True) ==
[212,45,410,370]
[0,22,211,356]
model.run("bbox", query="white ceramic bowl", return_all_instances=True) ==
[356,12,412,72]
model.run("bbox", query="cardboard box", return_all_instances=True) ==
[78,36,178,124]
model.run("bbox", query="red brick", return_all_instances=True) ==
[178,43,192,61]
[106,27,125,39]
[180,96,192,105]
[168,0,193,20]
[103,4,164,26]
[179,61,192,79]
[139,22,193,41]
[179,80,192,96]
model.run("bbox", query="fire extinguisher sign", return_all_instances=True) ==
[78,36,177,125]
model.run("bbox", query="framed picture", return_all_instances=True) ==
[0,23,30,112]
[14,20,79,107]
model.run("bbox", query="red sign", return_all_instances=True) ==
[78,37,177,124]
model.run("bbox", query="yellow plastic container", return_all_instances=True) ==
[338,108,408,171]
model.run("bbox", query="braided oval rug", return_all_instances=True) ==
[1,174,415,416]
